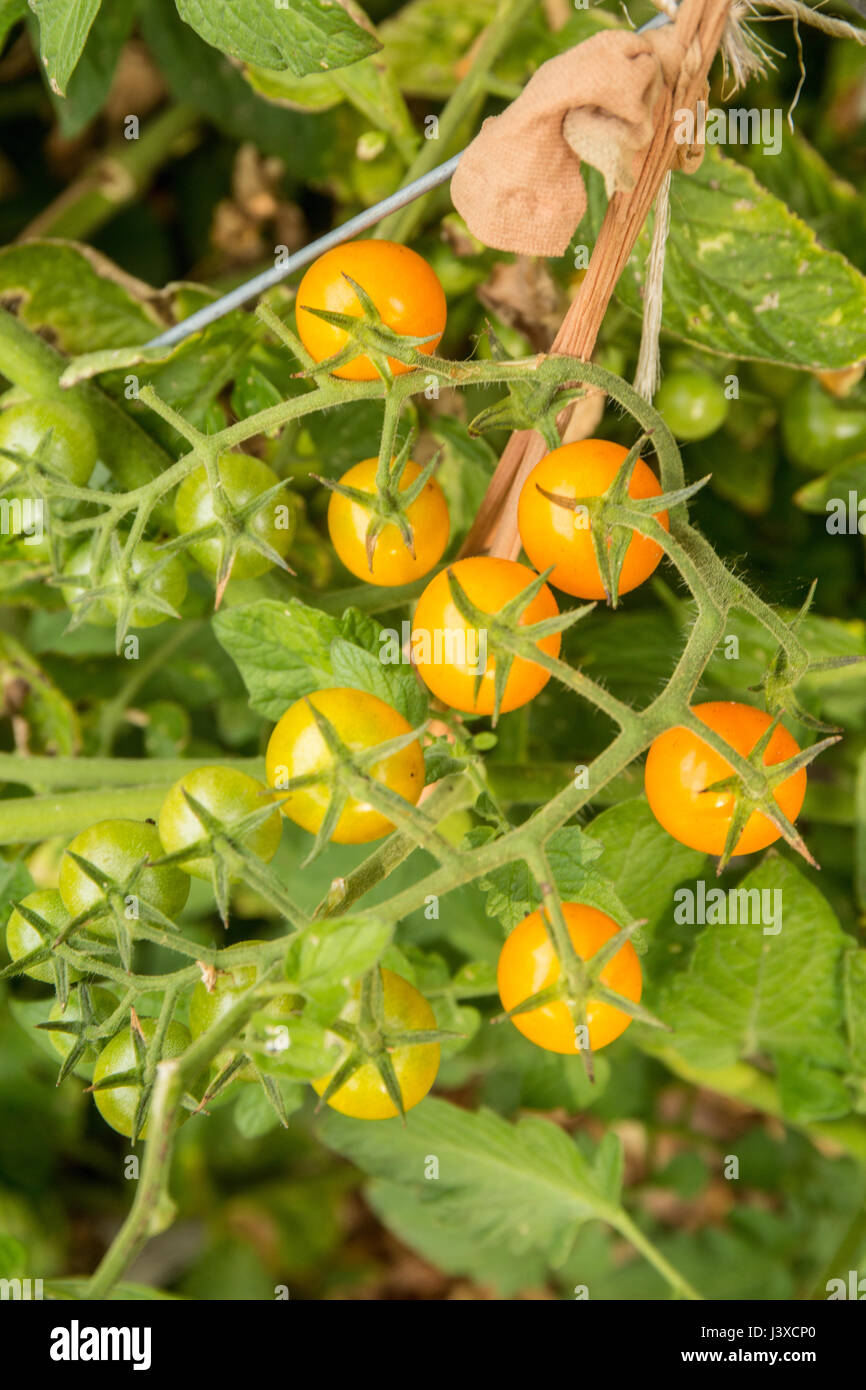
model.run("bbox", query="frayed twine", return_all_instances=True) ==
[633,170,672,404]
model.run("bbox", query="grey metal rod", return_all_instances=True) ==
[145,11,672,351]
[146,154,463,348]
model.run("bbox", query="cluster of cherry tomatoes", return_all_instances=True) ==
[2,237,813,1125]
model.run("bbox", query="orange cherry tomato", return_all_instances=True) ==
[295,240,446,380]
[327,457,449,585]
[497,903,642,1054]
[644,701,807,855]
[517,438,669,600]
[410,556,561,715]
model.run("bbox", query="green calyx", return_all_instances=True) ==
[497,893,666,1083]
[315,969,460,1122]
[444,563,589,724]
[296,271,435,383]
[314,431,440,572]
[274,696,437,866]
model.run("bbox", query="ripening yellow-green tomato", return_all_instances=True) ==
[158,766,282,880]
[5,889,76,984]
[265,688,425,844]
[312,969,439,1119]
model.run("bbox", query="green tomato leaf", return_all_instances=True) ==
[28,0,101,96]
[329,635,428,726]
[247,1016,337,1080]
[0,242,158,353]
[657,857,850,1084]
[366,1179,550,1295]
[141,0,339,167]
[285,914,392,997]
[214,597,429,725]
[246,52,416,157]
[175,0,379,76]
[319,1097,626,1264]
[738,128,866,272]
[773,1051,853,1124]
[475,825,605,932]
[585,798,707,934]
[580,147,866,368]
[36,0,136,136]
[844,949,866,1078]
[213,598,341,720]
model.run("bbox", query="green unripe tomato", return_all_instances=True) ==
[92,1018,191,1138]
[47,984,117,1064]
[5,889,77,984]
[174,453,293,581]
[781,378,866,473]
[61,539,187,629]
[158,766,282,880]
[654,371,729,442]
[0,399,97,492]
[189,946,297,1082]
[59,819,190,923]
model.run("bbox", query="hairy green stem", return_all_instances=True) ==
[20,104,200,242]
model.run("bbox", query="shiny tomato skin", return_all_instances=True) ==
[0,399,97,491]
[5,889,77,984]
[312,969,439,1119]
[158,766,282,880]
[92,1018,191,1139]
[410,556,560,714]
[58,819,190,922]
[174,452,292,581]
[497,903,642,1054]
[61,539,188,630]
[328,457,449,586]
[644,701,807,855]
[296,240,446,380]
[517,439,669,600]
[654,370,729,442]
[265,688,425,844]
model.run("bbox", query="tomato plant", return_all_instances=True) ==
[158,766,282,879]
[312,968,440,1119]
[0,0,864,1317]
[189,946,297,1082]
[62,537,188,629]
[174,453,293,583]
[92,1019,192,1139]
[327,456,449,585]
[58,820,190,921]
[653,370,730,442]
[0,398,97,492]
[5,890,76,984]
